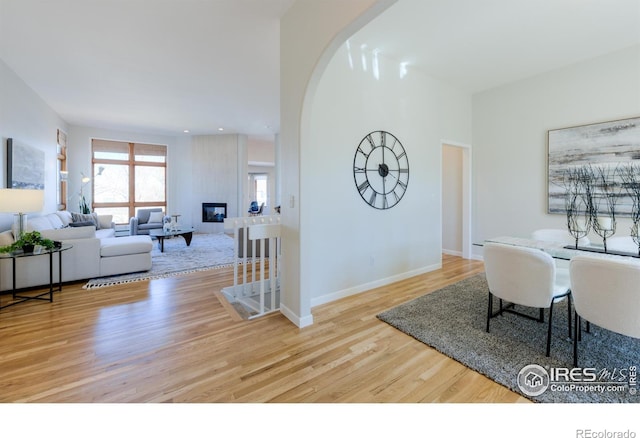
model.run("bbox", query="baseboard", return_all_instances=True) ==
[280,303,314,328]
[442,249,463,257]
[311,262,442,308]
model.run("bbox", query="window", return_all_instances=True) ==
[91,139,167,224]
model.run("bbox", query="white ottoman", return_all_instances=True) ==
[99,235,153,277]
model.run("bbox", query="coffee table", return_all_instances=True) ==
[149,227,195,252]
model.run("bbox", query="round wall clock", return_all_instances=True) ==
[353,130,409,210]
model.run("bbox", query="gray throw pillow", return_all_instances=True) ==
[71,212,97,228]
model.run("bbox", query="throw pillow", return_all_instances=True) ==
[69,221,95,227]
[0,230,14,248]
[97,214,113,229]
[71,212,96,226]
[92,212,101,229]
[148,211,165,223]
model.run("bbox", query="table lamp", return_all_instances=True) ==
[0,188,45,240]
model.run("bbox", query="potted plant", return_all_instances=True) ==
[0,231,55,254]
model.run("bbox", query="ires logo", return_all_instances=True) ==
[517,365,637,397]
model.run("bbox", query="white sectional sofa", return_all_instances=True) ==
[0,211,153,292]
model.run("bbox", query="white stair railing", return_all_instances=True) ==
[222,215,281,319]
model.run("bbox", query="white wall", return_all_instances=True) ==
[280,0,394,326]
[0,59,69,230]
[304,43,472,306]
[472,45,640,255]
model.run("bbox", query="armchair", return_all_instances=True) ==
[130,208,170,235]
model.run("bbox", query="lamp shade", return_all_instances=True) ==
[0,189,44,213]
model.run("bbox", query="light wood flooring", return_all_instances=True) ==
[0,254,528,403]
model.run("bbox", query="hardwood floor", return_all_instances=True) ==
[0,254,528,403]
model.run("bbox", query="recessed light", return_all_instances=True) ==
[183,130,190,133]
[218,127,224,132]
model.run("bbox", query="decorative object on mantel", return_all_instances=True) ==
[0,231,54,254]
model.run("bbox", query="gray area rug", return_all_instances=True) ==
[84,233,236,289]
[377,273,640,403]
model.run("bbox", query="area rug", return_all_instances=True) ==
[377,274,640,403]
[83,233,236,289]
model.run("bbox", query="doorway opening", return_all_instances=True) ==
[249,173,269,213]
[441,141,472,259]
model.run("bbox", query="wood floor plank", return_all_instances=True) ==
[0,254,528,403]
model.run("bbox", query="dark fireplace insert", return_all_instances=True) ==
[202,203,227,223]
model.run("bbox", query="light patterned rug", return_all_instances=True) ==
[83,233,236,289]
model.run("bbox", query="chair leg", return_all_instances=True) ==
[574,312,580,367]
[486,291,493,332]
[546,303,554,357]
[539,307,544,323]
[567,294,572,340]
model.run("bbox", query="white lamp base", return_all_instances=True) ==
[13,213,27,241]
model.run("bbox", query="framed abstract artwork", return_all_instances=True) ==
[547,116,640,215]
[6,138,45,189]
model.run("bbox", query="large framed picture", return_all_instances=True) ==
[547,116,640,215]
[7,138,45,189]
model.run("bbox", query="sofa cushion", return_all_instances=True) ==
[100,236,153,257]
[55,211,73,227]
[45,213,65,229]
[40,225,96,241]
[0,230,14,247]
[27,216,55,232]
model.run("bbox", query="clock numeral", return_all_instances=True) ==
[399,168,409,173]
[392,191,401,203]
[396,151,406,160]
[366,134,376,149]
[369,191,377,206]
[356,146,370,158]
[354,166,366,173]
[358,180,370,194]
[380,131,386,147]
[382,195,389,209]
[398,180,407,191]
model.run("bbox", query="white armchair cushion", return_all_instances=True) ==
[148,211,165,223]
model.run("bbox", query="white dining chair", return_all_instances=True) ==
[484,242,572,357]
[569,255,640,367]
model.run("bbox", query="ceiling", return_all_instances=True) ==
[1,0,639,138]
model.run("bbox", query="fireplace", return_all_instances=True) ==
[202,203,227,223]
